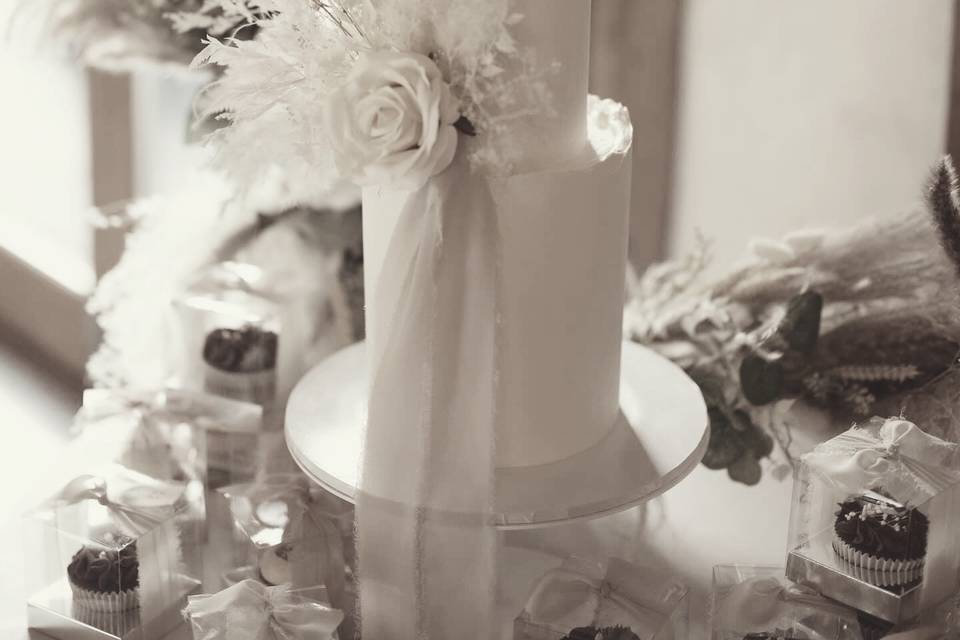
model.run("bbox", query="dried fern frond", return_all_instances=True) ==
[827,364,921,384]
[926,155,960,280]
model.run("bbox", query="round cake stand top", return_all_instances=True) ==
[286,341,708,530]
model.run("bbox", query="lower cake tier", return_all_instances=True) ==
[363,98,633,468]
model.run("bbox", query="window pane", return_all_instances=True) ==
[0,2,95,294]
[132,70,210,198]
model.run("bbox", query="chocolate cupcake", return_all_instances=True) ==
[338,244,365,341]
[202,325,278,405]
[832,492,928,587]
[67,535,140,612]
[856,611,895,640]
[562,627,641,640]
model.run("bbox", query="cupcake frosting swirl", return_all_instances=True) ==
[562,627,641,640]
[67,538,139,593]
[834,495,928,562]
[202,325,278,373]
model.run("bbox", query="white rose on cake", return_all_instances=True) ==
[323,51,463,190]
[588,95,634,158]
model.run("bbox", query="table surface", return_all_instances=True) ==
[2,421,796,640]
[0,333,803,640]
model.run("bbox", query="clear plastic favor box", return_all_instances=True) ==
[218,474,349,608]
[77,389,207,488]
[173,262,282,421]
[96,389,268,491]
[76,389,209,546]
[25,465,201,640]
[709,565,862,640]
[785,417,960,624]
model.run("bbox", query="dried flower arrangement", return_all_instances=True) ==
[86,171,362,389]
[625,157,960,485]
[189,0,554,196]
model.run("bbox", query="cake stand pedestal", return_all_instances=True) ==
[285,340,709,530]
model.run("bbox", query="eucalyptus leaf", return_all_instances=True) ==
[778,291,823,354]
[738,415,775,458]
[727,452,762,486]
[740,355,785,405]
[562,627,641,640]
[701,407,745,470]
[729,409,753,433]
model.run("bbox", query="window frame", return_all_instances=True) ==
[0,70,131,382]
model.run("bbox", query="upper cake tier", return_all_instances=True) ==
[506,0,592,171]
[363,97,634,469]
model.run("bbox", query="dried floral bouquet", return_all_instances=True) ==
[626,157,960,485]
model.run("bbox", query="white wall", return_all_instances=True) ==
[669,0,954,267]
[591,0,681,268]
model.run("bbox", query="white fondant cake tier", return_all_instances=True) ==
[506,0,592,171]
[363,98,633,468]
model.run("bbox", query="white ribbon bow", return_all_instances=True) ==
[803,418,960,504]
[80,388,247,429]
[357,152,499,639]
[184,579,343,640]
[523,559,685,632]
[524,569,650,629]
[58,474,175,537]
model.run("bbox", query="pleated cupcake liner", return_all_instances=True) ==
[72,602,141,636]
[831,534,924,586]
[70,581,140,612]
[203,365,276,406]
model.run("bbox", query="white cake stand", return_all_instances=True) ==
[285,341,709,530]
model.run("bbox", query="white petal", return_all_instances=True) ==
[748,238,795,263]
[784,229,826,254]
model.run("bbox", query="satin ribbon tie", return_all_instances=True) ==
[58,474,173,537]
[525,566,667,628]
[184,579,343,640]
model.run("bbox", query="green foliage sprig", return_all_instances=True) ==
[627,156,960,485]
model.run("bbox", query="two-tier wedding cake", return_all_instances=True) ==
[193,1,650,636]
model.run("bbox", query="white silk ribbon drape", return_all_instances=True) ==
[357,154,500,639]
